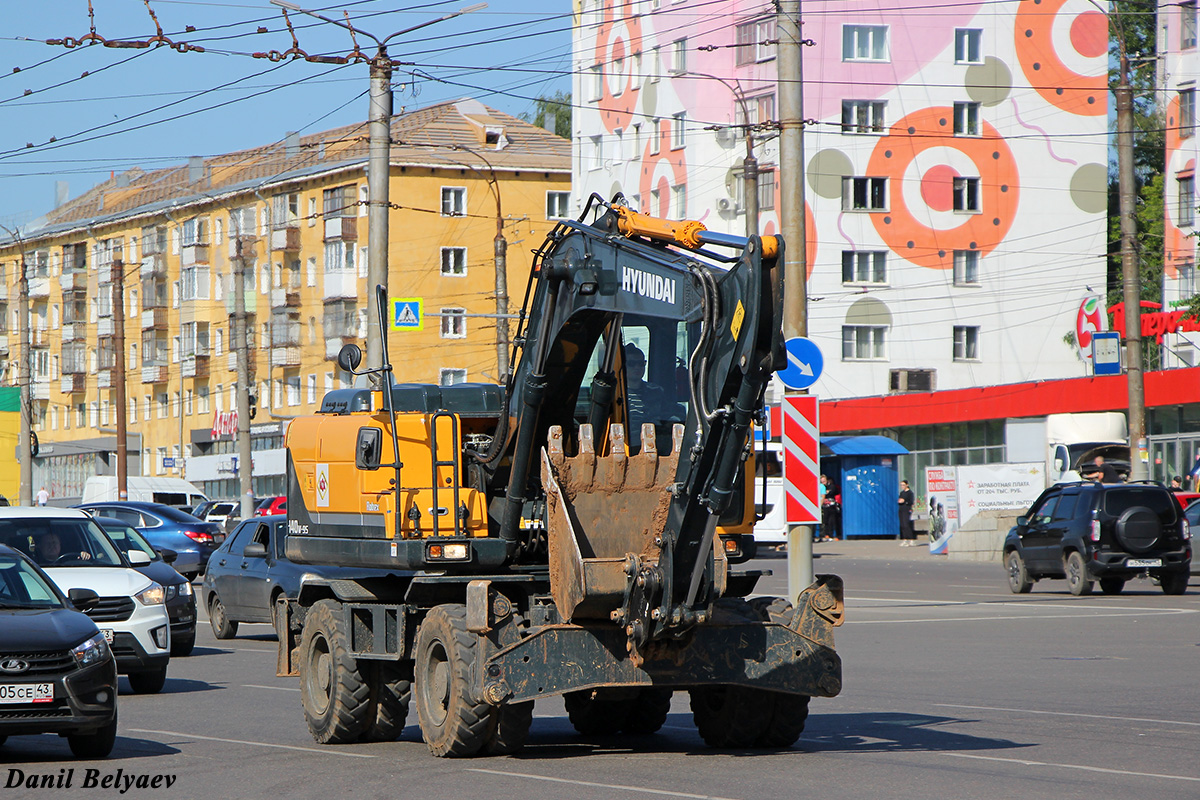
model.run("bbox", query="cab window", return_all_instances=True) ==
[1052,492,1078,522]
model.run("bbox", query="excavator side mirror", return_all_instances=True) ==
[337,343,363,374]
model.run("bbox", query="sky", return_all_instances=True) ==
[0,0,572,229]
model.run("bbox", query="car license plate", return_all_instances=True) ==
[101,629,114,643]
[0,683,53,704]
[1126,558,1162,568]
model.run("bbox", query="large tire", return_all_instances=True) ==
[209,596,238,640]
[689,685,772,748]
[300,599,371,745]
[171,630,196,657]
[359,661,412,743]
[482,701,535,755]
[1065,551,1093,596]
[68,715,117,759]
[564,689,633,736]
[1099,577,1126,595]
[622,688,673,735]
[127,666,167,694]
[747,597,811,748]
[1161,572,1189,595]
[413,604,492,757]
[1005,551,1033,594]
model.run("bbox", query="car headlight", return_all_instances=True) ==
[71,632,110,668]
[177,581,193,597]
[135,583,165,606]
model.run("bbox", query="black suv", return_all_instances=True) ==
[1004,482,1191,595]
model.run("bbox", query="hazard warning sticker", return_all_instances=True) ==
[315,463,330,508]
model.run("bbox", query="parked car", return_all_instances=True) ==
[95,517,196,657]
[202,515,405,639]
[76,502,224,581]
[1004,481,1191,596]
[0,543,118,758]
[0,508,171,693]
[253,496,286,517]
[193,500,239,529]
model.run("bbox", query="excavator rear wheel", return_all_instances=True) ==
[623,688,673,735]
[481,700,535,755]
[413,604,493,757]
[689,684,772,747]
[299,599,371,744]
[564,689,632,736]
[359,660,412,743]
[748,597,811,748]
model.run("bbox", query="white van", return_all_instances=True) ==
[752,442,788,546]
[81,477,208,510]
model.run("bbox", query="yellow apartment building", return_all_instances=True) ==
[0,99,570,503]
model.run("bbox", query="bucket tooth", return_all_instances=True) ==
[547,425,565,467]
[627,424,659,488]
[579,423,595,455]
[671,423,685,454]
[570,423,597,492]
[594,424,627,490]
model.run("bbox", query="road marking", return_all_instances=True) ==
[127,729,376,758]
[466,768,741,800]
[848,597,971,605]
[243,684,300,692]
[852,610,1194,624]
[943,753,1200,783]
[935,703,1200,729]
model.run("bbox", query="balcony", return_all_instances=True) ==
[141,308,168,330]
[182,354,210,380]
[97,318,114,338]
[270,287,301,309]
[141,362,168,384]
[28,277,50,299]
[59,272,87,292]
[224,280,258,314]
[140,253,166,278]
[325,335,357,360]
[324,216,358,241]
[181,243,210,267]
[30,381,49,401]
[227,235,258,260]
[61,322,82,343]
[60,374,86,395]
[0,284,6,301]
[97,262,114,285]
[271,227,301,252]
[226,351,257,378]
[323,271,357,301]
[0,334,7,355]
[30,328,48,347]
[270,346,301,368]
[97,369,112,390]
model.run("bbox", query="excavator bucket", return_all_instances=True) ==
[542,422,683,620]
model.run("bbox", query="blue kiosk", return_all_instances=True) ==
[820,436,910,539]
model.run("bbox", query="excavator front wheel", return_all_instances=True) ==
[299,599,371,744]
[414,604,494,757]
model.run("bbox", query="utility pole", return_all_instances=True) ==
[233,236,255,518]
[17,246,32,507]
[1117,50,1147,480]
[113,257,129,501]
[366,55,392,376]
[494,228,509,381]
[778,0,813,596]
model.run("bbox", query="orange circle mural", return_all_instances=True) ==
[1015,0,1106,116]
[594,2,643,134]
[867,107,1020,270]
[1163,95,1191,279]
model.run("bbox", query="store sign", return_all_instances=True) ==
[212,410,239,439]
[1075,296,1107,361]
[1109,301,1200,344]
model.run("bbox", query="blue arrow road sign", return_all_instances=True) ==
[777,336,823,390]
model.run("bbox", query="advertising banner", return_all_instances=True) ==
[956,462,1044,528]
[924,467,958,555]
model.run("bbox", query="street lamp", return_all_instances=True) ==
[686,71,759,238]
[269,1,487,374]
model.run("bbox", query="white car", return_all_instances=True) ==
[0,508,171,693]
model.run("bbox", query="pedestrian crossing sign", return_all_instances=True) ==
[392,298,423,331]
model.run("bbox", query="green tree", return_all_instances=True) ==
[521,91,571,139]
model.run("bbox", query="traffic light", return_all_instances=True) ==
[248,392,257,421]
[29,431,38,458]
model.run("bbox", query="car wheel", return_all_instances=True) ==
[171,629,196,657]
[127,667,167,694]
[1005,551,1033,594]
[209,596,238,639]
[68,715,117,759]
[1099,577,1126,595]
[1065,551,1093,596]
[1161,572,1189,595]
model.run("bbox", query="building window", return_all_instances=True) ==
[953,177,980,212]
[441,247,467,276]
[440,308,466,339]
[1180,259,1197,296]
[842,251,887,284]
[953,325,980,360]
[671,112,686,149]
[589,135,604,170]
[672,184,687,218]
[324,241,355,272]
[1184,1,1197,49]
[1179,175,1195,227]
[440,368,467,386]
[842,177,887,211]
[953,250,980,284]
[735,17,776,65]
[842,25,888,62]
[1181,89,1195,139]
[441,187,466,216]
[758,168,775,210]
[546,191,570,218]
[735,95,776,130]
[157,393,169,419]
[323,185,354,219]
[671,38,687,73]
[649,119,660,155]
[613,127,624,163]
[307,374,316,404]
[953,102,980,136]
[589,64,603,101]
[842,326,887,360]
[954,28,982,63]
[287,376,301,407]
[841,100,885,134]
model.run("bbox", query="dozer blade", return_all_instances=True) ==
[542,422,683,621]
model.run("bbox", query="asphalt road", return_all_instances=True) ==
[3,542,1199,800]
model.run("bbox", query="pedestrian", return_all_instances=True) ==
[819,474,841,541]
[1089,455,1119,483]
[35,486,49,507]
[898,480,915,546]
[1169,476,1183,492]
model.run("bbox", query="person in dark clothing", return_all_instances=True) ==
[1169,476,1183,492]
[1088,455,1120,483]
[819,474,841,541]
[898,480,916,546]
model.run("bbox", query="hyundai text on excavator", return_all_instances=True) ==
[276,196,844,756]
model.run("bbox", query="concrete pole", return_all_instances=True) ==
[17,248,32,506]
[743,138,759,239]
[1117,52,1147,480]
[366,51,393,376]
[778,0,814,597]
[494,232,509,381]
[234,237,255,518]
[113,258,128,501]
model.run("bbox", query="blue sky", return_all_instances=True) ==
[0,1,571,228]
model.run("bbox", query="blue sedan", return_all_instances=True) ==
[76,502,224,581]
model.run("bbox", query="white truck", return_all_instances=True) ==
[1006,412,1131,486]
[80,476,208,510]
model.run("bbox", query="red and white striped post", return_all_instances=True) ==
[783,395,820,526]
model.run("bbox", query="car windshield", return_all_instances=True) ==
[98,521,158,562]
[0,518,125,568]
[1103,487,1179,523]
[0,552,63,609]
